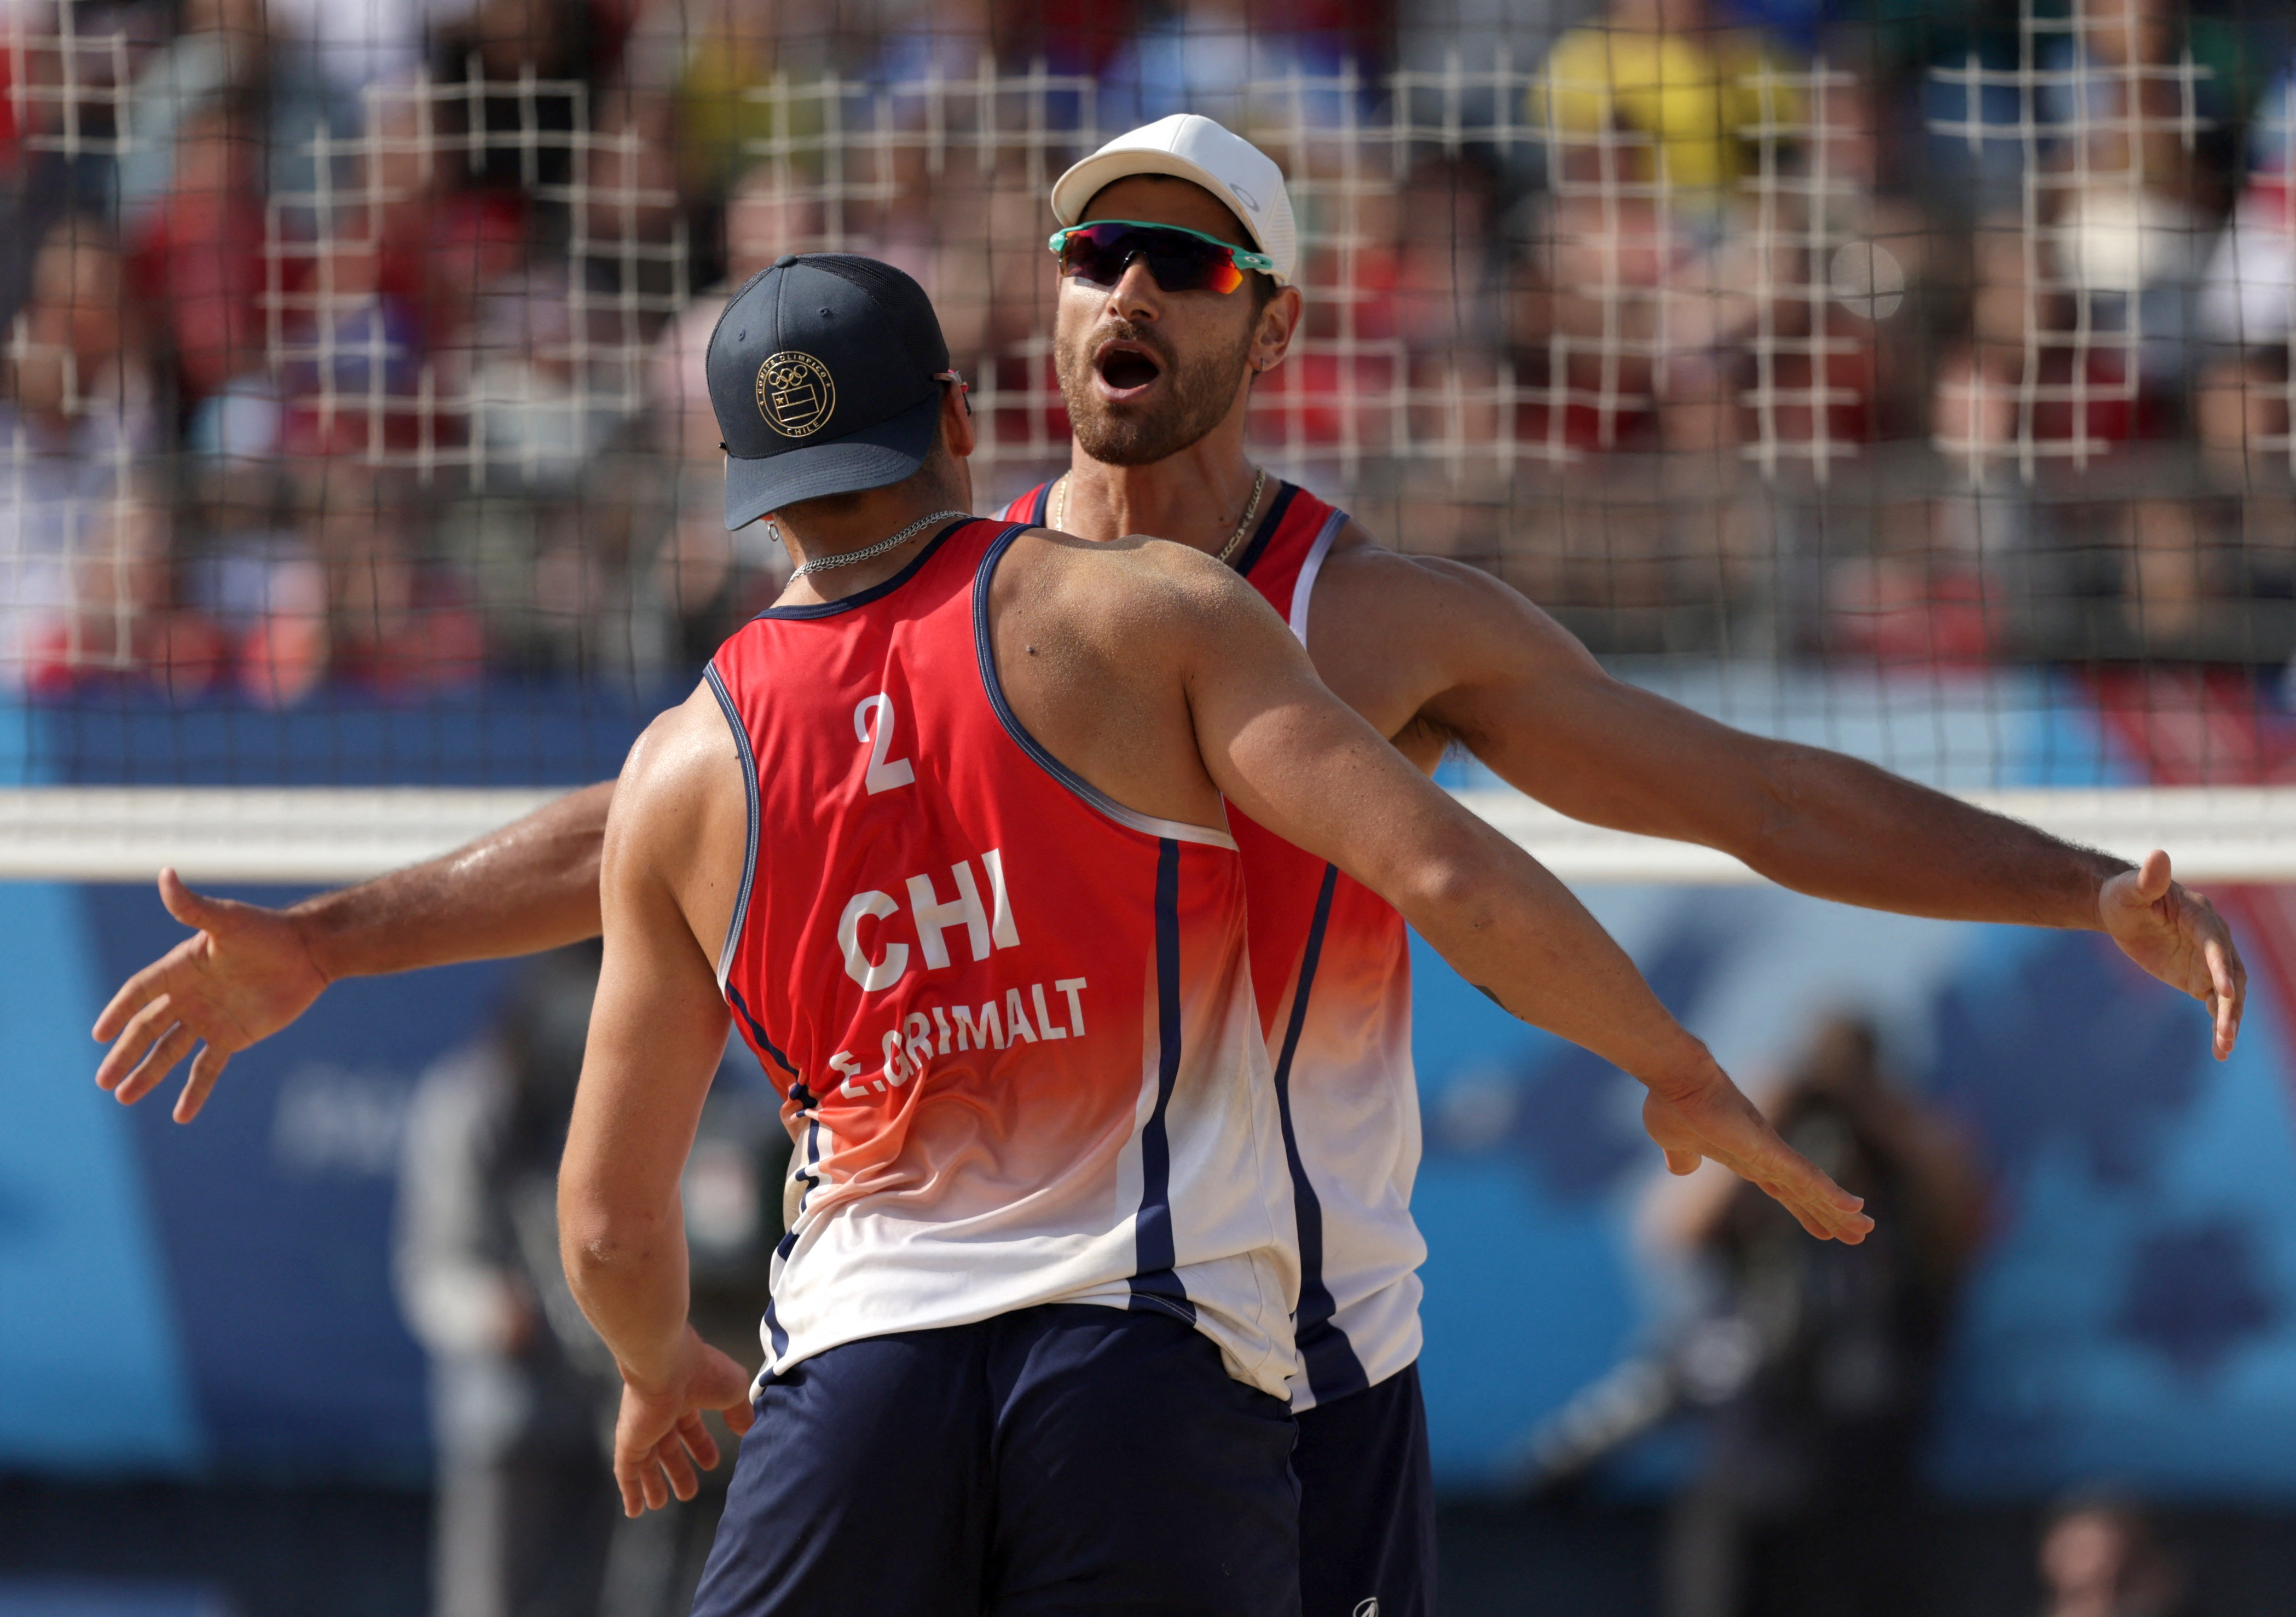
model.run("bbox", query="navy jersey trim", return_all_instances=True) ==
[1230,481,1302,578]
[971,521,1236,849]
[725,981,799,1082]
[704,663,764,989]
[1275,863,1372,1403]
[1027,481,1053,525]
[1129,836,1198,1325]
[751,518,973,620]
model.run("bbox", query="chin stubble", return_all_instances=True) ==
[1056,323,1256,468]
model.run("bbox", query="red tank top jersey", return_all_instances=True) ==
[708,517,1298,1398]
[1005,482,1427,1411]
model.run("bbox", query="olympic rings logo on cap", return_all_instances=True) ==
[756,351,837,437]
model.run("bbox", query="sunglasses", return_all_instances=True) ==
[1048,220,1277,296]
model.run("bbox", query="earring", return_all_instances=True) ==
[766,518,785,547]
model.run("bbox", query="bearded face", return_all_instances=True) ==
[1052,301,1258,467]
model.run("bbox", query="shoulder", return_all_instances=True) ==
[1316,528,1539,625]
[1013,525,1277,631]
[606,684,749,875]
[1310,527,1603,683]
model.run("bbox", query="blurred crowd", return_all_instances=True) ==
[4,0,2296,700]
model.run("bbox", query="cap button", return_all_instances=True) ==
[773,253,800,269]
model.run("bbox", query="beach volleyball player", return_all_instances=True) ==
[94,121,2242,1617]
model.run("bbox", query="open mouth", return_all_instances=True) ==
[1092,340,1164,400]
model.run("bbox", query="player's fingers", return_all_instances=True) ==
[722,1396,755,1437]
[93,957,176,1043]
[96,994,178,1093]
[158,868,234,934]
[642,1449,675,1511]
[657,1439,701,1502]
[676,1409,720,1474]
[1663,1147,1701,1176]
[174,1044,232,1124]
[2136,849,2172,904]
[2204,937,2241,1055]
[115,1021,195,1108]
[614,1450,646,1518]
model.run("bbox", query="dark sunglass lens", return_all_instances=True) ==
[1062,226,1241,294]
[1148,245,1245,294]
[1060,232,1121,285]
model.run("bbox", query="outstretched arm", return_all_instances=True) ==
[1325,552,2245,1058]
[559,697,753,1517]
[1170,565,1871,1245]
[92,781,615,1122]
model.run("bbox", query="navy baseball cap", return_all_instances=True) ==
[706,253,954,530]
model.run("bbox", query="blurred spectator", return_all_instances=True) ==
[128,101,270,407]
[1522,0,1812,457]
[641,164,808,656]
[2038,1494,2188,1617]
[1532,0,1801,218]
[1930,0,2238,476]
[2194,60,2295,473]
[1655,1017,1987,1617]
[1100,0,1368,136]
[305,464,486,691]
[115,0,349,220]
[396,944,620,1617]
[427,0,627,204]
[398,942,787,1617]
[0,213,176,689]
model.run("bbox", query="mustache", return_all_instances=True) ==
[1086,322,1175,368]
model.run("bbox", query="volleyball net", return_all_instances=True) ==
[5,0,2296,882]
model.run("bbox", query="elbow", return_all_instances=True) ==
[557,1187,672,1290]
[1397,841,1501,935]
[1734,746,1826,870]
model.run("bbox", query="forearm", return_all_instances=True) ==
[291,781,614,980]
[1737,748,2127,929]
[561,1193,692,1389]
[1396,818,1716,1092]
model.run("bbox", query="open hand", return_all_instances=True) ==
[612,1327,757,1517]
[2101,850,2245,1060]
[1640,1065,1873,1244]
[91,869,332,1123]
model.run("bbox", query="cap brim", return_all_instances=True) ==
[1049,149,1289,285]
[723,389,942,531]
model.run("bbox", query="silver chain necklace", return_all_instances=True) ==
[1051,465,1267,569]
[787,510,971,580]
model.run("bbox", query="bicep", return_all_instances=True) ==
[1415,574,1783,846]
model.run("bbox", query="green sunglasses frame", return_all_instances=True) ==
[1046,219,1279,286]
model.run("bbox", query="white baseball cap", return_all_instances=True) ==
[1049,114,1298,287]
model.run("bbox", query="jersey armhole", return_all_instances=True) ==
[970,523,1239,851]
[702,662,762,989]
[1287,510,1348,646]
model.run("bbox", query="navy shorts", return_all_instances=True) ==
[689,1303,1300,1617]
[1293,1364,1437,1617]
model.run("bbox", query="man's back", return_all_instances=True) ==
[705,515,1297,1397]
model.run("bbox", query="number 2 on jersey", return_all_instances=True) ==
[855,694,915,793]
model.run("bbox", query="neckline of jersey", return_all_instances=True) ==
[751,517,978,620]
[1029,478,1299,580]
[1229,480,1299,578]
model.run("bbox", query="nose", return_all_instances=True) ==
[1104,255,1163,322]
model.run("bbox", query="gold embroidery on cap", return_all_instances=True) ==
[755,351,836,438]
